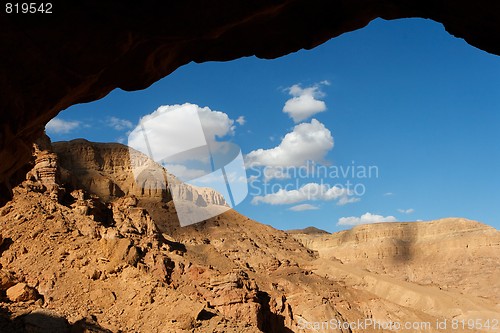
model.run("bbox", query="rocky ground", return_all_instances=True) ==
[0,135,498,332]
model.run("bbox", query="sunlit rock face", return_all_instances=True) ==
[51,138,229,213]
[1,1,499,198]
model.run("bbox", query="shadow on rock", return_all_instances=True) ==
[0,307,112,333]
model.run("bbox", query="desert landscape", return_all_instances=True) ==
[1,3,500,332]
[0,135,497,332]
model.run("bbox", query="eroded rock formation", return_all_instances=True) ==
[1,1,500,197]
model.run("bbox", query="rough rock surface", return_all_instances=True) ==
[1,1,500,194]
[2,137,497,331]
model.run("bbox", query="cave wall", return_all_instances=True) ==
[1,0,499,201]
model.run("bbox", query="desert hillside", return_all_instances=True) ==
[0,135,498,332]
[290,219,500,299]
[290,219,500,331]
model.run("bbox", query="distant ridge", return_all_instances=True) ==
[289,217,500,307]
[286,226,330,235]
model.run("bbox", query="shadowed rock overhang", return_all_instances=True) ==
[1,0,499,200]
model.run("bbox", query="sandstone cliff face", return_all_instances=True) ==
[1,1,500,194]
[169,184,228,208]
[52,138,227,210]
[53,139,165,201]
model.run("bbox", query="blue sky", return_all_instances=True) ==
[47,18,500,232]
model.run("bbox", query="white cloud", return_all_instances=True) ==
[337,196,361,206]
[245,119,333,167]
[252,182,356,205]
[108,116,133,131]
[262,166,291,182]
[398,208,415,214]
[46,118,80,134]
[128,103,235,161]
[384,192,394,196]
[127,103,239,183]
[283,83,328,123]
[196,106,235,142]
[337,212,398,226]
[236,116,246,125]
[288,204,319,211]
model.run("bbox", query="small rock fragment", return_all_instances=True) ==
[6,282,38,302]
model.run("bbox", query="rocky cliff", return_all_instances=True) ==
[51,138,227,209]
